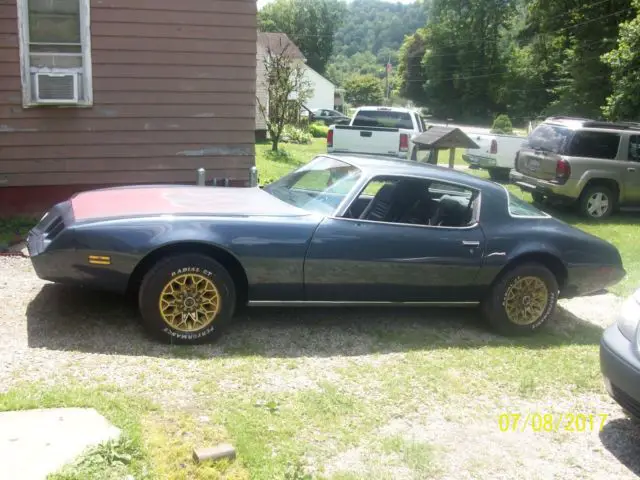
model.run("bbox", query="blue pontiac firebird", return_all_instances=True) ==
[26,154,626,344]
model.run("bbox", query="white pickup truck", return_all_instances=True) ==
[461,131,528,180]
[327,106,426,160]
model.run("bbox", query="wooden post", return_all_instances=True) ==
[448,148,455,169]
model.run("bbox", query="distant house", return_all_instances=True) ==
[255,32,336,138]
[302,65,336,112]
[0,0,257,216]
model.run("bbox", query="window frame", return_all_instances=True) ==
[333,173,483,231]
[16,0,93,108]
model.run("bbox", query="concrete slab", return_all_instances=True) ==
[0,408,121,480]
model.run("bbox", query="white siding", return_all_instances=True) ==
[302,65,335,111]
[255,44,269,131]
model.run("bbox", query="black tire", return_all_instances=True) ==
[488,168,510,182]
[138,253,236,344]
[481,262,559,336]
[531,192,545,204]
[579,185,616,220]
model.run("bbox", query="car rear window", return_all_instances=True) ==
[352,110,414,129]
[566,131,621,159]
[507,191,549,218]
[526,124,573,153]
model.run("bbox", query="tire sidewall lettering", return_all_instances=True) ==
[162,324,217,340]
[170,266,214,279]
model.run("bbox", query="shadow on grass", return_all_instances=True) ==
[26,283,605,359]
[263,149,305,166]
[600,417,640,476]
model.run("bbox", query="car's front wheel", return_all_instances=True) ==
[138,253,236,344]
[481,263,559,336]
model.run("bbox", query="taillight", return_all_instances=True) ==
[399,133,409,152]
[490,139,498,154]
[555,158,571,183]
[327,129,333,148]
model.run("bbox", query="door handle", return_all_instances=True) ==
[628,167,636,172]
[462,240,480,246]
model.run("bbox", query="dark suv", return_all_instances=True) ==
[510,117,640,219]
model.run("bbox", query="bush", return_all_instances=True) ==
[491,114,514,134]
[281,124,313,144]
[309,122,329,138]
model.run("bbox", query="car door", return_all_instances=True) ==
[623,134,640,205]
[302,176,487,303]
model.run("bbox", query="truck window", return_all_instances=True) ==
[567,131,620,160]
[526,124,573,153]
[352,110,414,129]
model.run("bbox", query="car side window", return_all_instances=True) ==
[629,135,640,163]
[343,176,478,228]
[567,131,620,160]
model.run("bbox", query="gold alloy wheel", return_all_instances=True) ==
[158,273,221,332]
[504,276,549,325]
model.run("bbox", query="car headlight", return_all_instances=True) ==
[617,290,640,341]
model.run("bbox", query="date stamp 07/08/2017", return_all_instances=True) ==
[498,413,610,433]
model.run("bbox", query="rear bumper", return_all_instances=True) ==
[600,324,640,418]
[509,170,578,200]
[462,154,497,168]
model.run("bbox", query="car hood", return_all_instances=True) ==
[71,185,308,222]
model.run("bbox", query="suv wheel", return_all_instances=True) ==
[579,185,615,219]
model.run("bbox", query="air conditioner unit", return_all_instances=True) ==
[34,71,79,104]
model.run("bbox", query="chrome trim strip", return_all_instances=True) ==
[248,301,480,307]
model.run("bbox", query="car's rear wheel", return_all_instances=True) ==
[481,263,559,336]
[138,253,236,344]
[579,185,615,219]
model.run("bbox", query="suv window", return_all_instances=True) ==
[566,131,620,159]
[629,135,640,162]
[352,110,414,129]
[527,124,573,153]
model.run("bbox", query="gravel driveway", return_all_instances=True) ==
[2,256,640,479]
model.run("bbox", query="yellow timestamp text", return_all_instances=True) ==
[498,412,609,433]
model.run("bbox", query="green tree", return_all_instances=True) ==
[601,0,640,120]
[343,75,385,106]
[491,114,514,134]
[256,44,312,152]
[258,0,347,74]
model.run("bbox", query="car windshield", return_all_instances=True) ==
[526,124,573,153]
[507,190,550,218]
[263,156,363,215]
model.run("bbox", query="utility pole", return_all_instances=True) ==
[385,56,391,101]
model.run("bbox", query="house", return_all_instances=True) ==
[0,0,257,217]
[301,65,336,112]
[255,32,336,138]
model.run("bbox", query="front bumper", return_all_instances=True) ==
[509,170,577,200]
[600,323,640,418]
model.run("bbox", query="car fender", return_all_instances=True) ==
[478,240,567,289]
[577,170,622,196]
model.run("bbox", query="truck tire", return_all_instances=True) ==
[579,185,616,220]
[488,168,510,182]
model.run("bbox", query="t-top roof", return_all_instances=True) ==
[412,126,480,149]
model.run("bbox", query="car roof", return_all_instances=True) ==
[541,117,640,133]
[324,153,506,194]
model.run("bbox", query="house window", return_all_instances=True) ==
[17,0,93,107]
